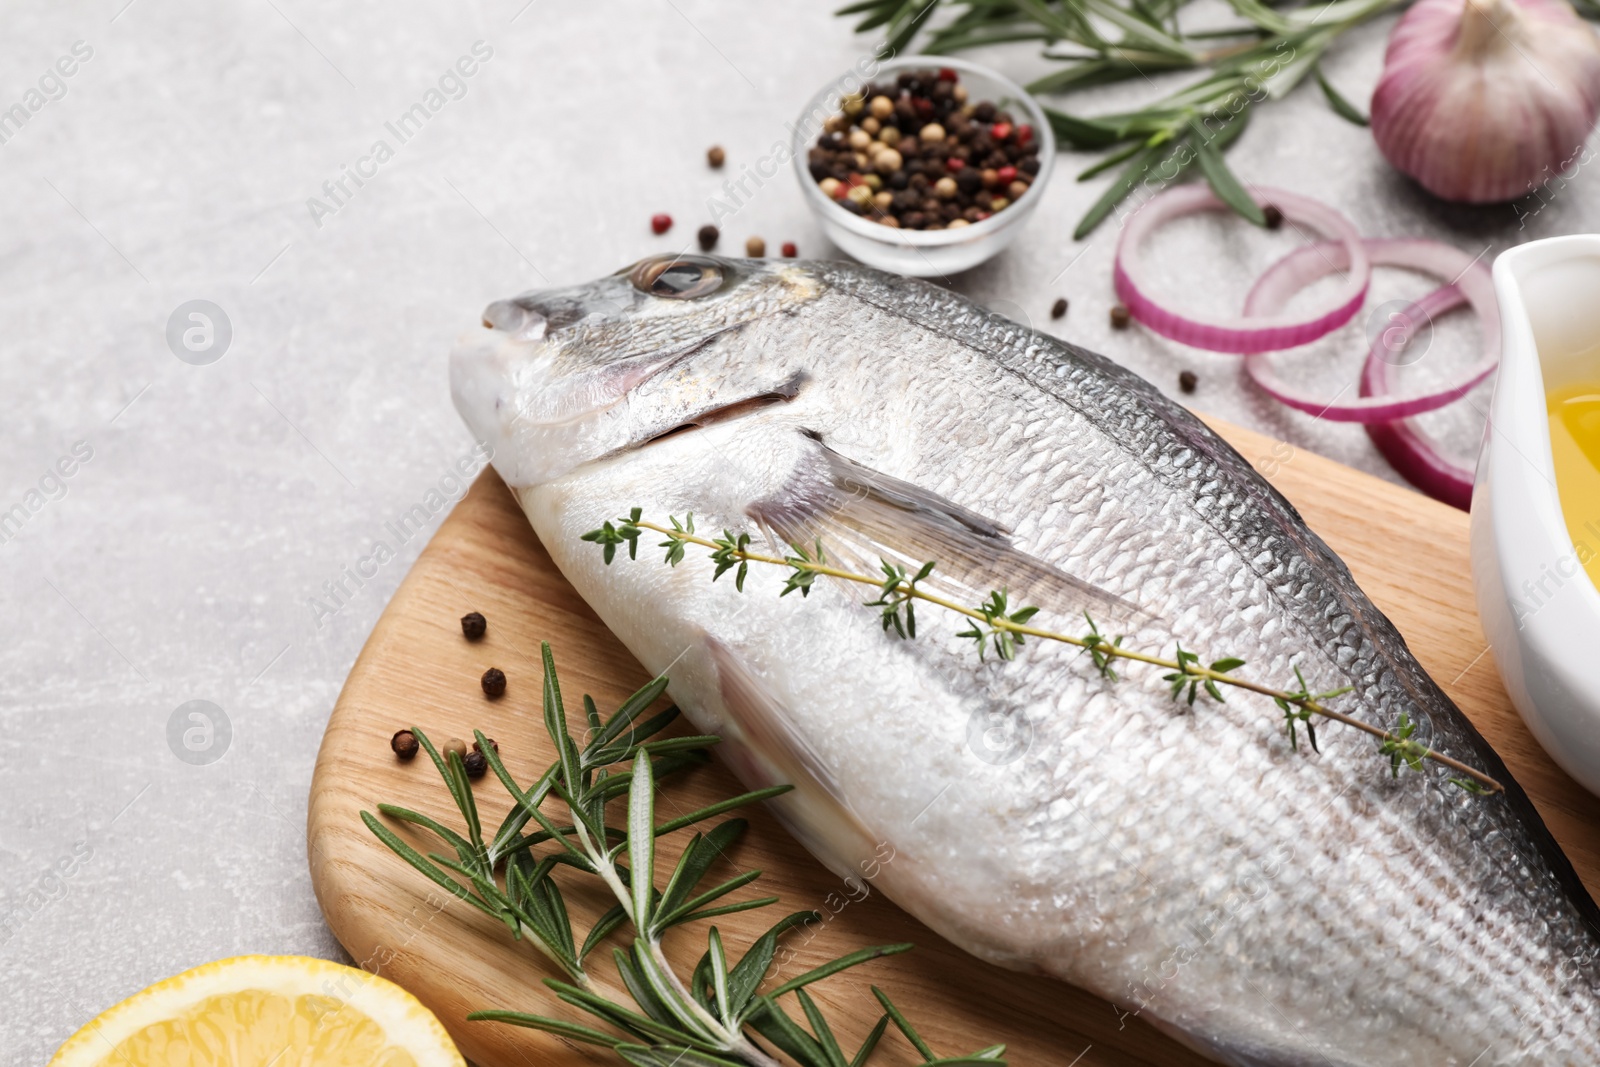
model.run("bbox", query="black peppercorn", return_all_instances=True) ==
[1263,204,1284,229]
[463,750,488,779]
[697,224,719,251]
[481,667,506,698]
[974,101,996,122]
[1179,370,1198,394]
[460,611,486,640]
[1110,304,1131,329]
[391,729,419,761]
[1051,298,1069,320]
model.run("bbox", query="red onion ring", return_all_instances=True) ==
[1241,239,1498,423]
[1361,284,1479,510]
[1113,185,1371,354]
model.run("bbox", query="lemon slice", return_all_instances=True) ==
[48,955,465,1066]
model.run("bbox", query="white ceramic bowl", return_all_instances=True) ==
[1472,233,1600,796]
[790,55,1055,278]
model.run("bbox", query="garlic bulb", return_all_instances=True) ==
[1370,0,1600,203]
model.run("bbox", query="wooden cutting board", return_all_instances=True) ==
[307,415,1600,1067]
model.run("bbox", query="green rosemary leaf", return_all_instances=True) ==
[628,754,657,929]
[747,998,832,1067]
[922,1058,1017,1066]
[674,895,782,926]
[654,870,766,932]
[1082,0,1193,57]
[708,926,733,1025]
[611,947,672,1028]
[525,792,596,873]
[850,1014,892,1067]
[542,643,584,793]
[1031,56,1165,96]
[446,750,486,857]
[1073,138,1181,240]
[966,1044,1008,1060]
[376,803,477,866]
[480,739,559,860]
[769,943,914,999]
[728,911,820,1021]
[550,978,690,1046]
[465,1010,621,1047]
[654,784,792,837]
[581,903,631,962]
[640,736,723,758]
[536,873,578,960]
[1191,119,1266,225]
[630,939,726,1044]
[1076,138,1147,181]
[360,810,498,918]
[870,986,936,1061]
[656,820,748,930]
[590,705,682,766]
[1314,65,1369,125]
[616,1046,748,1067]
[409,729,473,838]
[797,989,849,1067]
[833,0,883,18]
[585,694,604,738]
[1045,107,1127,150]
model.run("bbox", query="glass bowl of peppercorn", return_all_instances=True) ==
[792,55,1054,277]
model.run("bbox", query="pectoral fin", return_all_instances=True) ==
[705,637,879,881]
[747,433,1144,627]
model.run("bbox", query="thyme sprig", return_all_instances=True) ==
[363,642,1002,1067]
[584,512,1502,795]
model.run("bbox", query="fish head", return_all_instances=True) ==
[452,254,823,488]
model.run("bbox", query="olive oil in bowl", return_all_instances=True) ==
[1549,383,1600,588]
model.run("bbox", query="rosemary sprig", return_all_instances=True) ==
[837,0,1403,236]
[363,642,1003,1067]
[584,512,1503,795]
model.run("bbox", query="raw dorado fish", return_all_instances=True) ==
[451,254,1600,1066]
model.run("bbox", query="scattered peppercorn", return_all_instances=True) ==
[809,70,1042,231]
[472,737,498,755]
[460,611,486,640]
[1110,304,1131,329]
[781,241,798,258]
[1179,370,1198,394]
[443,737,467,760]
[481,667,506,698]
[1050,298,1069,319]
[746,236,766,257]
[1263,204,1284,230]
[391,729,419,761]
[462,750,488,779]
[707,145,726,169]
[697,224,719,251]
[650,214,672,236]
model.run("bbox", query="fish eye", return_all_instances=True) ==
[629,255,725,300]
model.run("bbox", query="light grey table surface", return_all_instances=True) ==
[0,1,1591,1062]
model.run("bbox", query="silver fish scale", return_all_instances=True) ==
[476,260,1600,1067]
[806,264,1600,1063]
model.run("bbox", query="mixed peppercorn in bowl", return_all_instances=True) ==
[792,55,1054,276]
